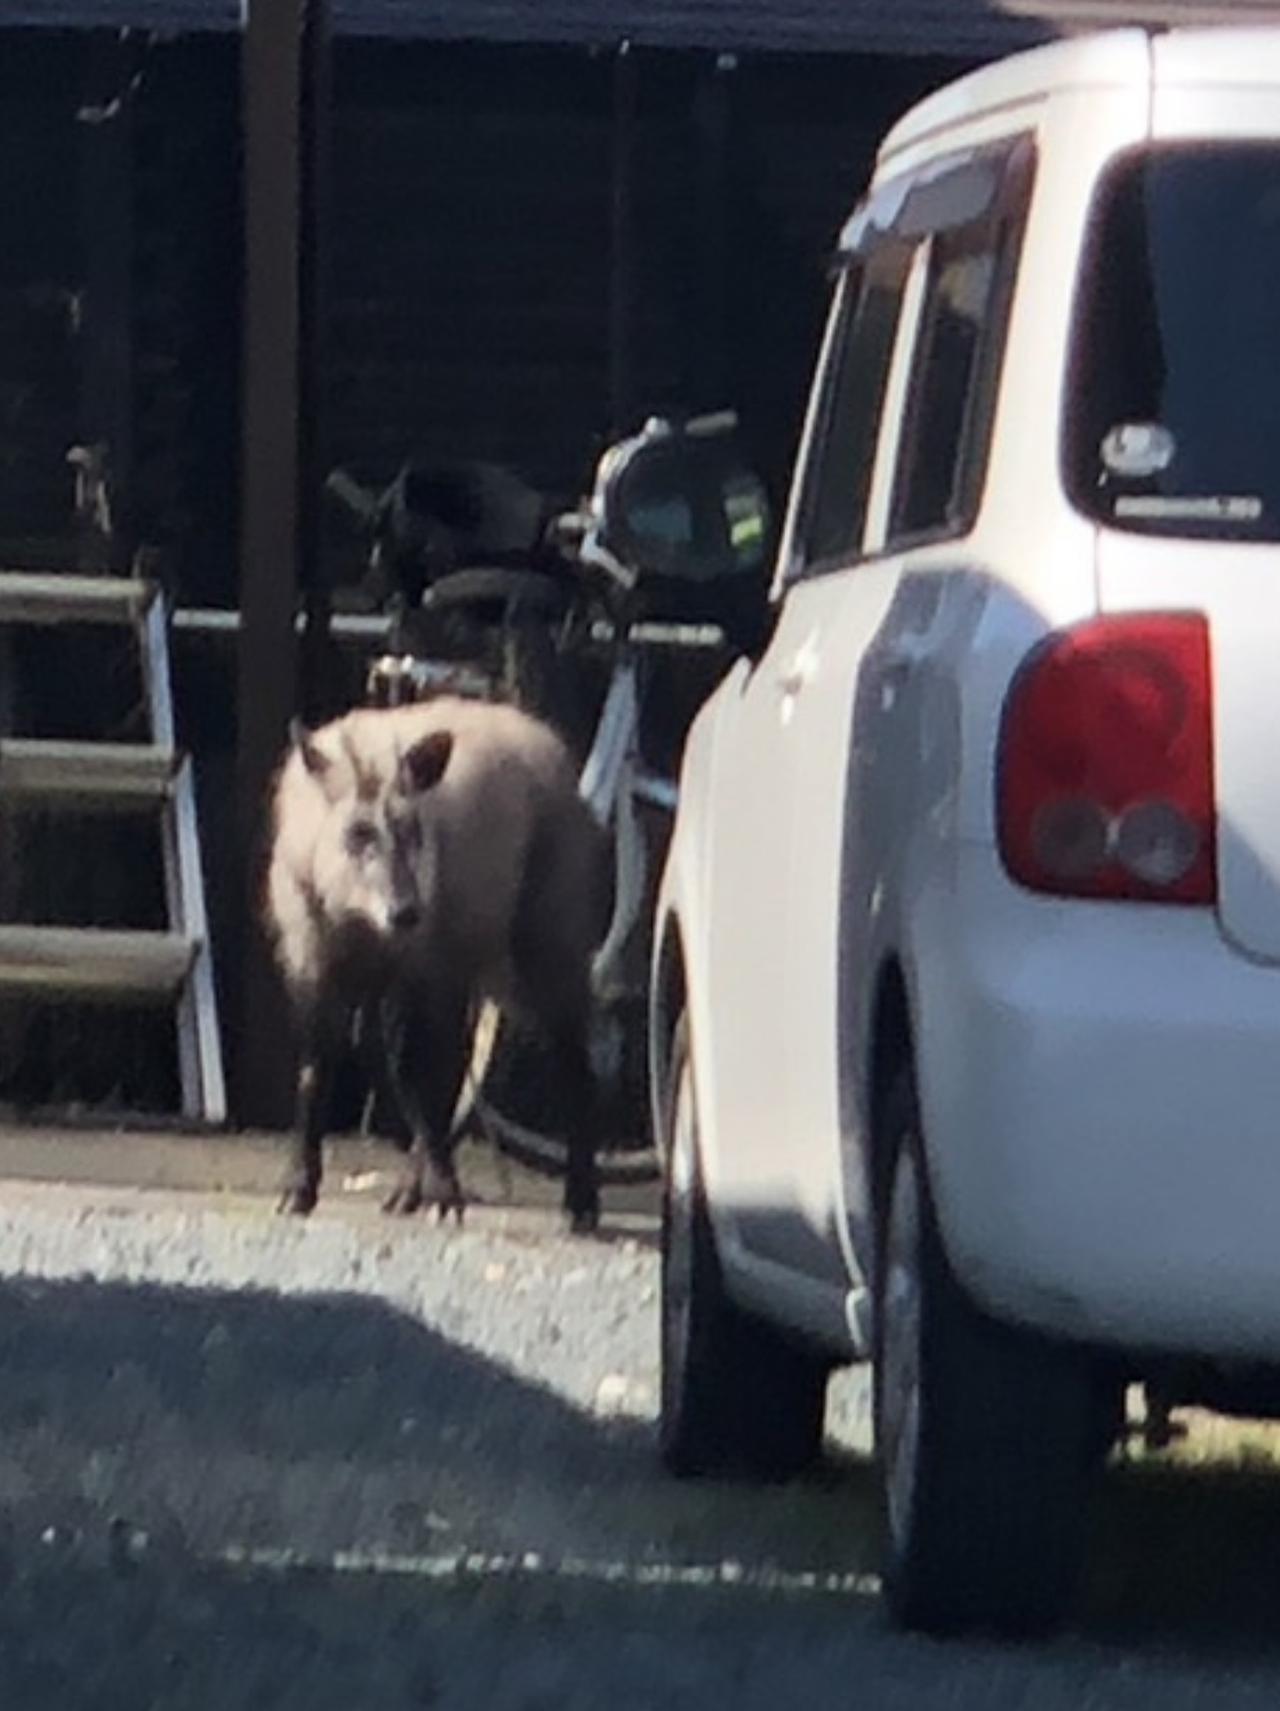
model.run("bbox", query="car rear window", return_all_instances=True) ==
[1066,143,1280,542]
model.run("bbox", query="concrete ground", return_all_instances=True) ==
[1,1125,1280,1708]
[0,1122,661,1218]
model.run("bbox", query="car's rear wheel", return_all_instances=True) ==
[875,1064,1098,1637]
[660,1013,829,1479]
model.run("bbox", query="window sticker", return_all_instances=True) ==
[1100,422,1177,480]
[1114,494,1264,523]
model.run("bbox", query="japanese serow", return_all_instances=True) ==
[264,698,604,1230]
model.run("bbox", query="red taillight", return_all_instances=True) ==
[997,613,1215,903]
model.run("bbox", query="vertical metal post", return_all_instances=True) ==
[0,623,18,1088]
[693,54,734,411]
[76,29,140,573]
[299,0,335,724]
[608,40,638,437]
[236,0,329,1126]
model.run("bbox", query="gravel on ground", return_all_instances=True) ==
[0,1136,1278,1709]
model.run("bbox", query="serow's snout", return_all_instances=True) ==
[389,901,421,933]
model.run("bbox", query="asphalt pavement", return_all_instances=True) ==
[0,1129,1277,1708]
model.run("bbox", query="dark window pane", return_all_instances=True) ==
[796,245,911,573]
[1067,144,1280,541]
[893,244,994,538]
[891,144,1033,544]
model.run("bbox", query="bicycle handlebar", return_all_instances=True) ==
[548,505,639,597]
[325,468,383,528]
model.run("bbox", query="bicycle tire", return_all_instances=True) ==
[499,617,563,727]
[473,1097,660,1186]
[463,1002,660,1187]
[422,566,572,623]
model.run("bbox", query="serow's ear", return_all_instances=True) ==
[400,730,453,795]
[290,717,329,779]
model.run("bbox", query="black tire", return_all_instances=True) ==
[660,1014,829,1480]
[874,1064,1098,1637]
[499,618,561,725]
[421,566,571,622]
[473,1002,660,1187]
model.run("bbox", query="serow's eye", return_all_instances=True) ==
[344,819,378,857]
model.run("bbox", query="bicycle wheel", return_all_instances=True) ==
[473,761,666,1186]
[469,996,660,1186]
[498,615,563,727]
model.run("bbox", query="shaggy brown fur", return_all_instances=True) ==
[264,697,604,1228]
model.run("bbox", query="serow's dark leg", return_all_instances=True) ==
[380,984,470,1221]
[554,1018,600,1235]
[354,998,413,1152]
[278,999,343,1215]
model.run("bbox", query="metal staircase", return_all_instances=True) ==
[0,572,225,1124]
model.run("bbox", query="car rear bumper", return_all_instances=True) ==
[915,848,1280,1361]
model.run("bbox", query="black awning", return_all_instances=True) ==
[0,0,1049,59]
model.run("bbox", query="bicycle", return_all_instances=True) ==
[326,415,772,1185]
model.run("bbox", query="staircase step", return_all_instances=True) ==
[0,572,157,626]
[0,926,196,999]
[0,740,178,806]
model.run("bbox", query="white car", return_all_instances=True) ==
[641,24,1280,1637]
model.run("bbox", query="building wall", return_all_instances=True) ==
[325,40,962,543]
[0,33,85,562]
[0,31,238,1114]
[0,30,968,598]
[0,27,966,1116]
[0,31,239,592]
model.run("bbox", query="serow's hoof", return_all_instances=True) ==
[566,1199,600,1236]
[382,1175,466,1223]
[382,1180,423,1216]
[427,1171,466,1225]
[277,1181,318,1217]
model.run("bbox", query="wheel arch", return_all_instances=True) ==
[650,911,689,1161]
[867,955,916,1228]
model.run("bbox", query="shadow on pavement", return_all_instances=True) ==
[0,1274,877,1574]
[5,1278,1280,1707]
[0,1273,880,1710]
[1087,1454,1280,1651]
